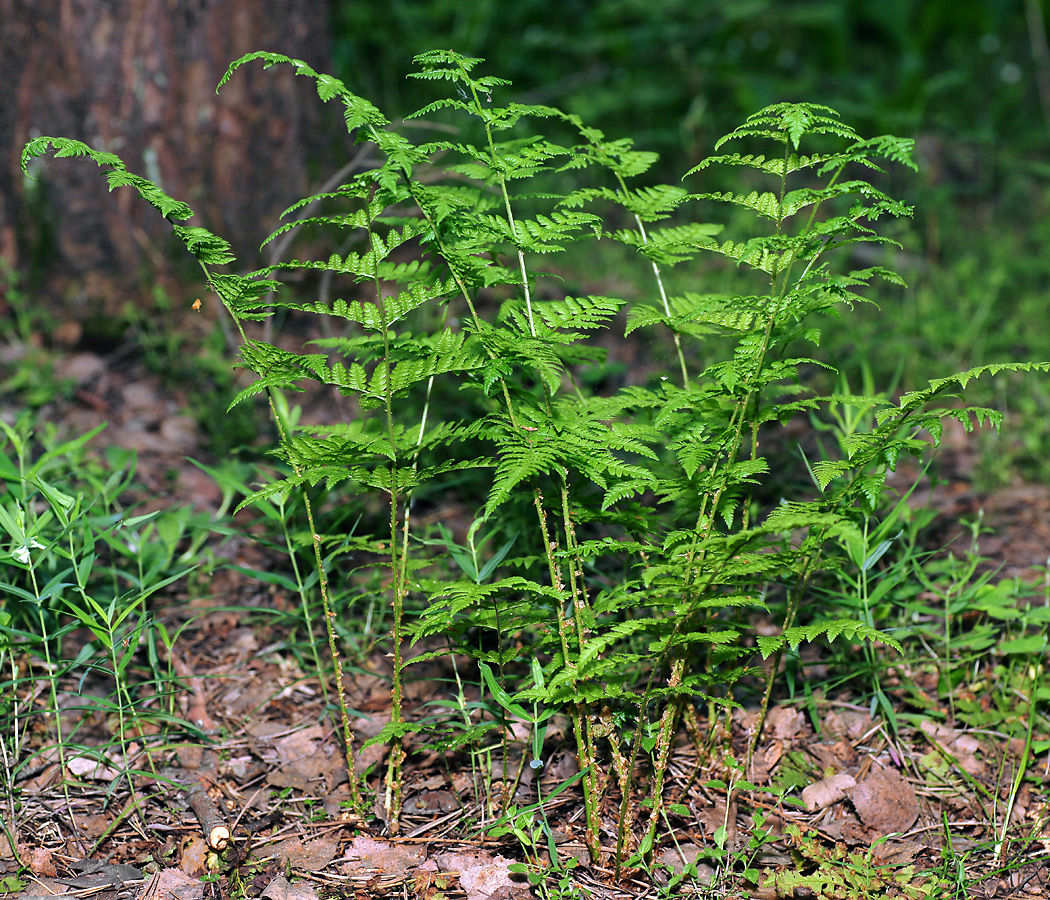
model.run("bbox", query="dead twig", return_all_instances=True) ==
[182,766,231,851]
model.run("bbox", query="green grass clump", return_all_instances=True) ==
[0,418,231,847]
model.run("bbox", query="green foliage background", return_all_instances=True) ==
[331,0,1040,158]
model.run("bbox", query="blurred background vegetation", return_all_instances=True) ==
[333,0,1045,157]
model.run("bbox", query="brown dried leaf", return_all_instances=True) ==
[274,725,325,763]
[403,789,461,814]
[823,708,873,741]
[766,706,804,741]
[261,873,320,900]
[847,767,920,838]
[27,846,57,877]
[270,837,339,873]
[695,801,729,839]
[750,739,783,784]
[435,851,530,900]
[657,844,715,884]
[802,772,857,812]
[67,755,122,781]
[72,814,113,840]
[340,836,426,877]
[180,834,210,877]
[146,869,204,900]
[807,739,857,771]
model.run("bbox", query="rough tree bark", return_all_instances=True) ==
[1,0,334,322]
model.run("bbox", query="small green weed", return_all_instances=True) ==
[769,823,949,898]
[0,416,222,841]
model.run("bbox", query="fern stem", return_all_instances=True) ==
[368,220,409,830]
[204,264,368,816]
[632,212,689,388]
[468,74,538,340]
[532,489,600,859]
[557,478,605,857]
[607,706,637,876]
[278,498,329,705]
[639,658,685,858]
[266,398,368,817]
[558,479,592,649]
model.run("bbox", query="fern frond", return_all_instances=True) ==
[234,475,311,513]
[470,325,566,393]
[817,135,918,175]
[692,189,782,221]
[384,336,484,396]
[21,138,240,263]
[485,439,564,518]
[508,209,602,252]
[891,362,1050,415]
[406,98,477,119]
[219,51,391,132]
[277,183,369,220]
[596,183,690,219]
[501,138,576,175]
[411,574,567,641]
[756,620,903,657]
[264,184,413,245]
[207,273,281,318]
[227,341,332,406]
[170,226,237,265]
[715,102,860,151]
[410,49,488,80]
[254,251,379,280]
[533,295,624,331]
[685,151,833,178]
[611,221,722,266]
[628,291,769,337]
[707,235,798,277]
[300,279,454,330]
[282,429,396,465]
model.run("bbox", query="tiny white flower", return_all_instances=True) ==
[12,538,44,564]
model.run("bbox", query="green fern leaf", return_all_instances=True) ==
[531,295,624,331]
[891,363,1050,413]
[170,225,236,265]
[693,189,783,221]
[485,439,563,517]
[21,139,225,268]
[756,620,902,658]
[713,103,859,152]
[685,151,833,178]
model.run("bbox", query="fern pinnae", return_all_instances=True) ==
[566,120,697,387]
[641,107,889,819]
[224,52,429,825]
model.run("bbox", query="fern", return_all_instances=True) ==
[24,52,1047,867]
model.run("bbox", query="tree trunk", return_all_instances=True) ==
[1,0,333,321]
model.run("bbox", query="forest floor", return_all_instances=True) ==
[2,299,1049,900]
